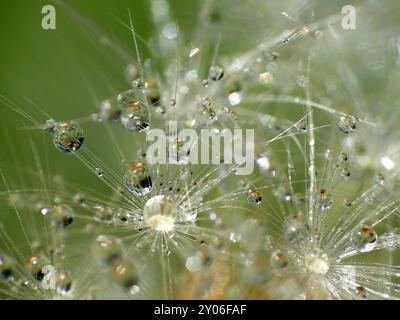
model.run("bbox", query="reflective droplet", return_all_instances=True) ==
[52,204,74,228]
[341,167,351,178]
[0,254,14,280]
[339,152,349,162]
[247,188,263,205]
[95,168,104,177]
[295,119,307,132]
[352,226,377,252]
[169,99,176,107]
[274,185,292,202]
[27,255,49,281]
[57,271,72,294]
[376,172,385,185]
[202,79,209,87]
[209,64,224,81]
[296,75,309,88]
[201,96,211,108]
[185,250,212,272]
[143,195,177,232]
[270,250,288,269]
[314,189,333,212]
[95,205,114,222]
[132,78,145,90]
[189,47,200,58]
[111,259,139,289]
[52,122,85,153]
[124,162,152,195]
[338,115,358,133]
[96,235,123,265]
[284,212,307,243]
[118,90,149,132]
[99,99,122,122]
[199,107,217,128]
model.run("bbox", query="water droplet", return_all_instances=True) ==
[143,195,177,232]
[52,204,74,228]
[189,47,200,58]
[343,199,352,208]
[202,79,209,87]
[352,226,377,252]
[95,205,114,222]
[201,96,212,108]
[209,64,224,81]
[118,90,149,132]
[27,255,49,281]
[132,77,146,89]
[57,271,72,294]
[274,185,292,202]
[111,259,139,289]
[199,107,217,128]
[338,115,358,133]
[95,168,104,177]
[99,99,122,122]
[96,235,123,265]
[296,75,309,88]
[339,152,349,162]
[0,254,14,280]
[314,189,333,212]
[270,250,289,269]
[124,162,152,195]
[52,122,85,153]
[229,232,242,243]
[295,119,307,132]
[284,212,307,243]
[40,208,49,216]
[247,188,263,205]
[341,167,351,178]
[169,99,176,107]
[129,285,140,295]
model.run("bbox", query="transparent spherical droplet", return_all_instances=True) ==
[27,255,49,281]
[274,185,292,202]
[169,99,176,107]
[304,250,329,274]
[284,212,307,243]
[52,122,85,153]
[352,226,377,252]
[202,79,209,87]
[0,254,14,280]
[124,162,152,195]
[341,167,351,178]
[296,75,309,88]
[95,168,104,178]
[338,115,358,133]
[52,204,75,228]
[339,152,349,162]
[57,271,73,294]
[199,107,217,128]
[143,195,177,232]
[201,96,211,108]
[99,99,122,122]
[314,189,333,212]
[185,250,212,272]
[169,138,191,164]
[229,232,242,243]
[295,119,307,132]
[270,250,289,269]
[96,235,123,265]
[129,285,140,296]
[247,188,262,205]
[111,259,139,289]
[95,205,114,222]
[209,64,224,81]
[118,90,149,132]
[132,77,146,90]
